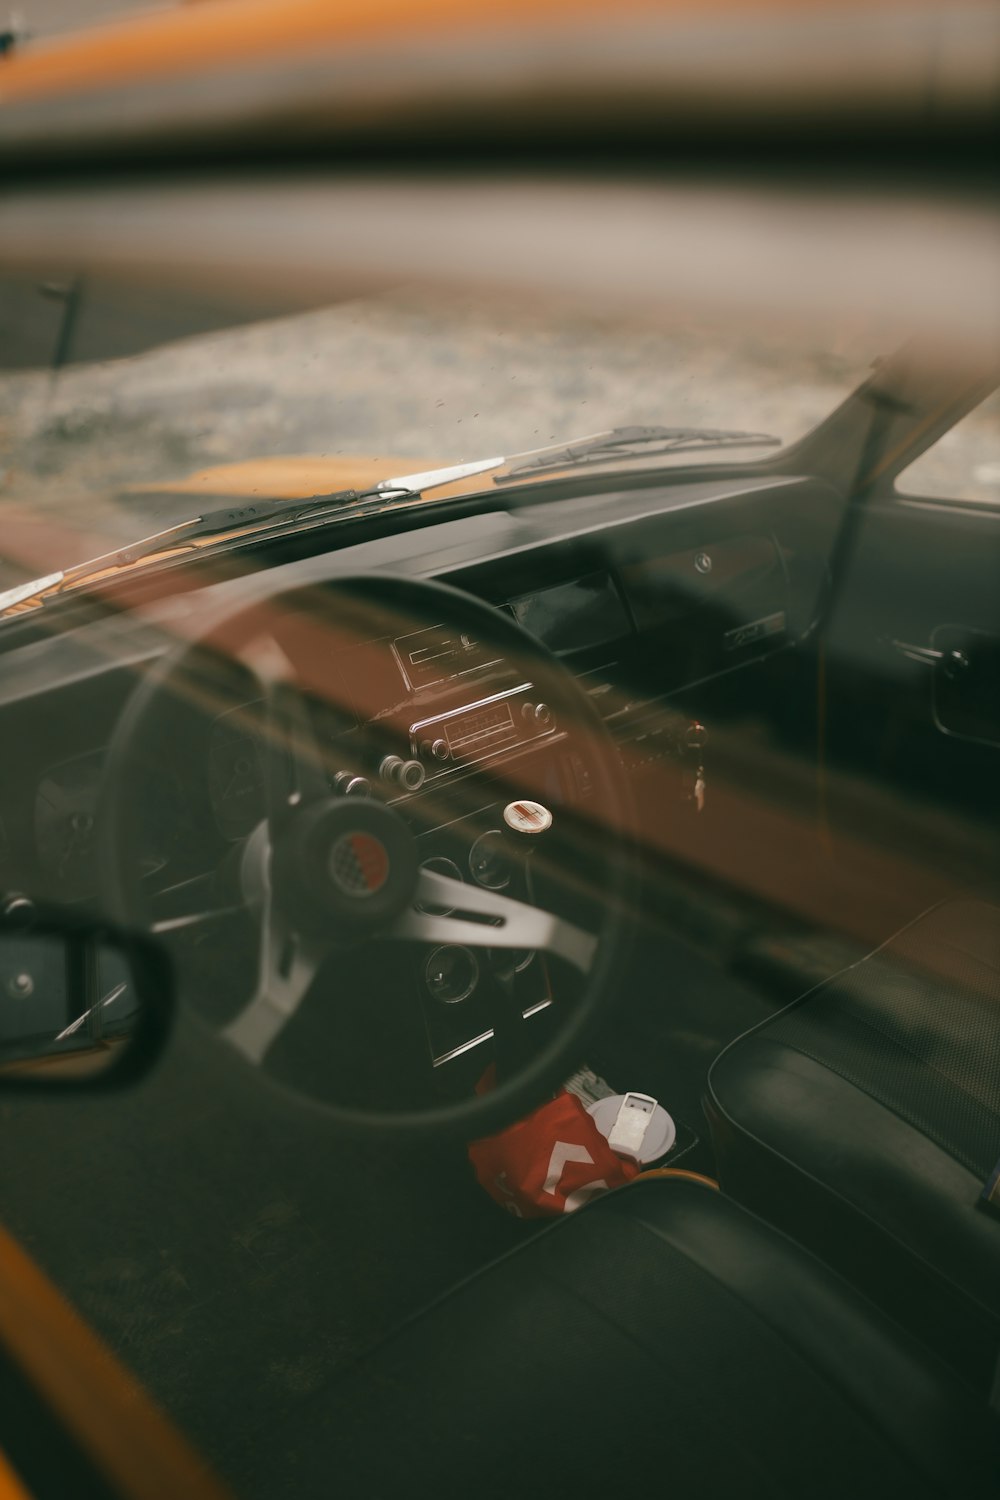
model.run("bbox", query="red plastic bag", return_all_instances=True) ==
[469,1078,640,1218]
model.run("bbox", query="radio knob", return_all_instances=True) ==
[340,780,371,804]
[431,738,450,762]
[533,702,553,728]
[380,755,426,792]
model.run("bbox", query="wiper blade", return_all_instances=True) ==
[0,492,366,617]
[496,425,780,482]
[110,493,364,565]
[0,456,509,618]
[78,456,509,571]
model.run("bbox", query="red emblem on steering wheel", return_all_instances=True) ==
[330,831,390,897]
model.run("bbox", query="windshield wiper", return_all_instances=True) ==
[0,431,778,620]
[0,458,510,618]
[0,492,373,617]
[495,425,780,482]
[99,456,511,574]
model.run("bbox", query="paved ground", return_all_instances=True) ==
[3,292,997,589]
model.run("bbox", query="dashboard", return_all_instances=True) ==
[0,470,841,1083]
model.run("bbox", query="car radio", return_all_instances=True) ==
[409,684,558,778]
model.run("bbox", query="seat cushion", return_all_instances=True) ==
[708,897,1000,1386]
[256,1179,996,1499]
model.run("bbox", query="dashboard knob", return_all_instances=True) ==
[333,772,372,799]
[522,701,554,729]
[1,893,36,926]
[431,738,450,762]
[503,799,554,841]
[379,755,426,793]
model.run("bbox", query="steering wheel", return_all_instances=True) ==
[100,570,635,1139]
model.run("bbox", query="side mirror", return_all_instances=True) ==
[0,897,172,1089]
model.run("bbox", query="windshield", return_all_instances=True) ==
[1,287,882,587]
[3,0,1000,1486]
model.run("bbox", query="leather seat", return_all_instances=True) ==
[262,1179,997,1498]
[707,897,1000,1389]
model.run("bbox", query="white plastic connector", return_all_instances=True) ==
[607,1092,658,1160]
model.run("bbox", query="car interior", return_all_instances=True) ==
[0,308,998,1497]
[0,5,998,1499]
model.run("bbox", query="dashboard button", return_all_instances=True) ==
[380,755,426,792]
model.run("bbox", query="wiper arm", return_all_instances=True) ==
[495,425,780,482]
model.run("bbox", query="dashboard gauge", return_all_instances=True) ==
[489,948,535,982]
[424,946,479,1005]
[468,830,511,890]
[35,752,104,895]
[416,856,464,914]
[208,709,267,840]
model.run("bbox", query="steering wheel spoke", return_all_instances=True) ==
[393,867,597,973]
[240,635,330,822]
[148,871,244,934]
[222,893,325,1065]
[151,906,243,935]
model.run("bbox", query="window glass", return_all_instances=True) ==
[896,387,1000,504]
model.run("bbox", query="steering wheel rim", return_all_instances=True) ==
[99,569,636,1141]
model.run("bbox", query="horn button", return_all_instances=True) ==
[271,799,419,940]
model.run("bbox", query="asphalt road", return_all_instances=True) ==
[2,293,998,591]
[3,295,861,517]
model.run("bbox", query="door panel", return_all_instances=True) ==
[819,493,1000,904]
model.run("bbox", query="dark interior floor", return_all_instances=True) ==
[586,926,773,1176]
[0,879,805,1498]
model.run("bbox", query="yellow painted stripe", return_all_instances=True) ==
[0,1221,232,1500]
[0,1448,33,1500]
[0,0,926,107]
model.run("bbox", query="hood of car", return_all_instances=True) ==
[121,453,477,504]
